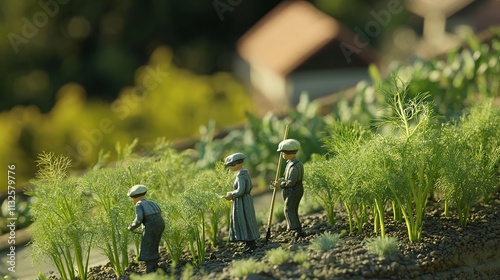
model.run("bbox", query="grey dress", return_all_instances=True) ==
[281,157,304,230]
[228,169,259,242]
[128,199,165,261]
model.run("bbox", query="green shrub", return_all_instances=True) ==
[299,192,324,216]
[228,258,264,278]
[28,152,94,280]
[79,166,133,276]
[365,236,399,257]
[130,269,170,280]
[292,250,308,264]
[266,247,292,265]
[437,100,500,225]
[27,139,239,274]
[309,232,342,252]
[319,120,374,231]
[379,78,441,242]
[303,154,339,225]
[180,263,195,280]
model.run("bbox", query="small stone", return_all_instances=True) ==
[390,262,400,271]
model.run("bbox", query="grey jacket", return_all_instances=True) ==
[228,169,260,241]
[129,199,165,261]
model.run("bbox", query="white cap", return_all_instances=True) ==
[127,184,148,197]
[225,152,246,166]
[277,139,300,152]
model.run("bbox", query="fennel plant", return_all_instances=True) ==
[303,155,339,224]
[79,166,133,277]
[28,152,94,280]
[437,101,500,225]
[379,78,441,242]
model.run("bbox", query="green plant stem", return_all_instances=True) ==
[373,198,386,238]
[392,201,402,221]
[343,201,354,233]
[317,193,336,225]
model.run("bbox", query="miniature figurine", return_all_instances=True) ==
[273,139,304,241]
[127,184,165,273]
[223,153,260,253]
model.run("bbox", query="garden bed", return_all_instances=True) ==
[85,189,500,280]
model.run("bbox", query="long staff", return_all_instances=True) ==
[265,124,289,243]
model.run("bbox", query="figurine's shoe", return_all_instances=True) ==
[243,240,257,253]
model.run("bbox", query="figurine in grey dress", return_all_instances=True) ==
[275,139,304,241]
[223,153,259,252]
[127,184,165,273]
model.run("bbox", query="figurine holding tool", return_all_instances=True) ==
[273,139,304,241]
[222,153,259,253]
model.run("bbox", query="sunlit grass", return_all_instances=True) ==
[292,249,308,264]
[266,247,292,265]
[309,232,342,252]
[365,236,399,257]
[228,258,264,278]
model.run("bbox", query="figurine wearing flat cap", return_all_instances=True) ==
[127,184,165,273]
[223,153,259,252]
[274,139,304,241]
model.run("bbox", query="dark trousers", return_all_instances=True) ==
[283,185,304,230]
[145,260,159,273]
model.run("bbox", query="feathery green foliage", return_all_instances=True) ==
[365,236,399,257]
[266,247,293,265]
[303,154,339,224]
[292,249,308,264]
[309,232,342,252]
[319,120,374,231]
[79,166,133,276]
[379,78,440,242]
[437,100,500,225]
[23,31,500,275]
[228,258,264,278]
[28,152,94,280]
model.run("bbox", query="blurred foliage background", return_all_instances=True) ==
[0,0,404,187]
[0,0,397,111]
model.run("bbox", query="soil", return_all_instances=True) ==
[83,190,500,280]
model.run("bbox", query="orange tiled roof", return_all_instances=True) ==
[237,1,351,75]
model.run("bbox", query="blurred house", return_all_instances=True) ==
[405,0,500,58]
[447,0,500,32]
[233,0,379,116]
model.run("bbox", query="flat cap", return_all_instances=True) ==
[277,139,300,152]
[225,152,246,166]
[127,184,148,198]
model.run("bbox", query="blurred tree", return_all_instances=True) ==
[0,0,407,112]
[0,0,280,112]
[0,45,253,187]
